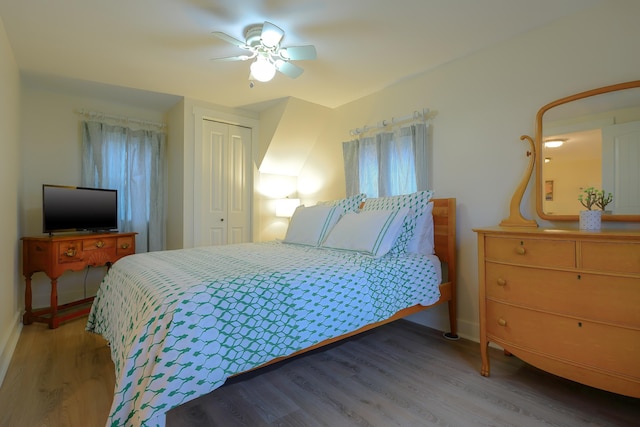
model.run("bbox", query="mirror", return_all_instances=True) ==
[535,81,640,222]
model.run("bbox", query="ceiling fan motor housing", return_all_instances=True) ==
[245,25,268,49]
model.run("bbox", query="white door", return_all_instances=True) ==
[197,119,252,246]
[602,121,640,215]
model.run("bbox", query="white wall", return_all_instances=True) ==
[165,99,186,250]
[0,16,22,386]
[299,0,640,340]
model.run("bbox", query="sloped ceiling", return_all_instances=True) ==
[258,97,332,176]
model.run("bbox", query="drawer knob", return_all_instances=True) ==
[65,248,77,257]
[121,243,130,249]
[516,246,526,255]
[95,240,105,248]
[497,278,507,286]
[498,318,507,327]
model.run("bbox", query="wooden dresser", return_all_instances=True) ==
[22,232,136,328]
[474,227,640,398]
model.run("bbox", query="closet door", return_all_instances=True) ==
[197,119,252,246]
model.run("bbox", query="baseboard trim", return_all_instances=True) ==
[0,311,23,388]
[406,308,480,343]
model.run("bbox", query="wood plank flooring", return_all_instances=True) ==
[1,316,638,427]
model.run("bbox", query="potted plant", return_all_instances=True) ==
[578,187,613,230]
[596,190,613,213]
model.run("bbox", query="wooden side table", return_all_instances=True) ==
[21,232,136,328]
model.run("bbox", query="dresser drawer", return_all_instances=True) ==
[485,236,575,268]
[57,240,83,264]
[581,241,640,275]
[116,236,135,256]
[486,301,640,379]
[83,236,116,251]
[485,263,640,326]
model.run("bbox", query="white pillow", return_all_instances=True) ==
[407,201,435,255]
[322,207,410,257]
[284,205,344,246]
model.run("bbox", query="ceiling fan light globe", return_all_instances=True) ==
[250,57,276,82]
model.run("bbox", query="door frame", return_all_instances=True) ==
[192,106,260,246]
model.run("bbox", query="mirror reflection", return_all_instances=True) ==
[537,82,640,221]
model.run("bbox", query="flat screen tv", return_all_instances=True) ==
[43,184,118,234]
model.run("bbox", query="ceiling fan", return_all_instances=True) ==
[211,21,317,84]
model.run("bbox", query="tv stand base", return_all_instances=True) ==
[21,232,136,329]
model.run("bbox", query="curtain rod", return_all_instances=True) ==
[76,109,167,129]
[349,108,430,136]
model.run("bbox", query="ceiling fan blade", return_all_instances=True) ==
[210,55,252,62]
[261,21,284,47]
[280,45,317,61]
[276,61,304,79]
[211,31,248,49]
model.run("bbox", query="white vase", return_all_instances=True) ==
[579,210,601,230]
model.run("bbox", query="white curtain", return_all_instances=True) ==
[81,121,166,252]
[343,122,429,197]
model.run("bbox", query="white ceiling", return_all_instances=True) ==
[1,0,606,112]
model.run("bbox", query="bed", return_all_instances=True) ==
[87,195,457,427]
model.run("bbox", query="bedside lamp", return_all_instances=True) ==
[275,198,300,218]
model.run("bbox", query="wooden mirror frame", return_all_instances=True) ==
[535,80,640,222]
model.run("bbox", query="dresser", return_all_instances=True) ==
[474,227,640,398]
[22,232,136,328]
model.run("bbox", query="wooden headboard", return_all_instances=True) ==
[432,197,457,285]
[432,197,457,338]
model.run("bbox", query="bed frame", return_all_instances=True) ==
[255,197,457,369]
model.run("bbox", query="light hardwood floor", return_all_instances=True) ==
[1,317,638,427]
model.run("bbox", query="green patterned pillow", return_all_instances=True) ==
[316,193,367,213]
[316,193,367,212]
[361,190,434,254]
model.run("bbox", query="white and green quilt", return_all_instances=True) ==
[87,241,441,427]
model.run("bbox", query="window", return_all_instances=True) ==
[81,121,166,252]
[343,122,429,197]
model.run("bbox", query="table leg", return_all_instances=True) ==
[49,278,58,329]
[480,338,491,377]
[23,274,33,325]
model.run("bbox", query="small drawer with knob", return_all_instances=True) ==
[83,237,116,251]
[580,241,640,275]
[116,236,135,256]
[57,241,83,263]
[484,236,575,268]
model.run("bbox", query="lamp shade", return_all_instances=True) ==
[275,198,300,218]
